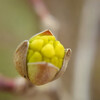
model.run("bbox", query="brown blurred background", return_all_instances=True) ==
[0,0,100,100]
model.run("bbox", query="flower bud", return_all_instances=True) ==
[14,30,72,85]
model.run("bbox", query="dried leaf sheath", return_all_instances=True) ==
[14,40,29,79]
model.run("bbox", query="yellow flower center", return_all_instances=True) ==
[27,34,65,69]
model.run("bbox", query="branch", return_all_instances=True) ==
[29,0,60,37]
[30,0,49,19]
[0,74,72,99]
[0,75,15,92]
[0,75,34,95]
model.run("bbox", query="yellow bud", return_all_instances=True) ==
[55,42,65,58]
[29,36,41,43]
[43,57,50,62]
[30,39,44,51]
[41,44,55,58]
[54,41,60,47]
[49,40,54,45]
[51,56,58,67]
[29,51,42,62]
[58,59,63,69]
[48,36,56,41]
[41,36,48,44]
[27,49,34,61]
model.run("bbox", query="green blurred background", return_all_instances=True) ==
[0,0,38,99]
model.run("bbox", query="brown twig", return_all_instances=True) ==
[29,0,60,37]
[0,75,34,94]
[0,75,15,92]
[30,0,49,20]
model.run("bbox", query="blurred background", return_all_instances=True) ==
[0,0,100,100]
